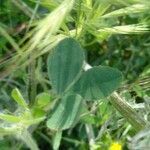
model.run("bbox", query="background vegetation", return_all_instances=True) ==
[0,0,150,149]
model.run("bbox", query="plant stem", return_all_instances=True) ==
[28,57,37,106]
[110,92,146,131]
[85,124,95,150]
[19,130,39,150]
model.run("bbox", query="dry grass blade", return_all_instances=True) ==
[0,25,21,53]
[16,0,74,64]
[102,4,149,18]
[98,24,150,34]
[0,0,74,79]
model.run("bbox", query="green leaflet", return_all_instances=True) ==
[0,113,21,123]
[46,94,83,130]
[72,66,123,101]
[47,38,84,95]
[35,92,52,108]
[11,88,28,108]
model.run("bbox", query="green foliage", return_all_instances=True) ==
[0,89,47,149]
[0,0,150,149]
[0,113,21,123]
[72,66,123,100]
[47,38,122,131]
[11,88,28,108]
[47,94,83,130]
[35,92,52,108]
[47,38,84,95]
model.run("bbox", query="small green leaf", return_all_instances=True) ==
[72,66,123,101]
[11,88,28,108]
[0,113,21,123]
[81,114,97,125]
[35,93,52,108]
[47,94,83,130]
[47,38,84,95]
[31,107,46,118]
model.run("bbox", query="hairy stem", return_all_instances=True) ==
[19,130,39,150]
[110,92,146,131]
[28,57,37,106]
[85,124,95,150]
